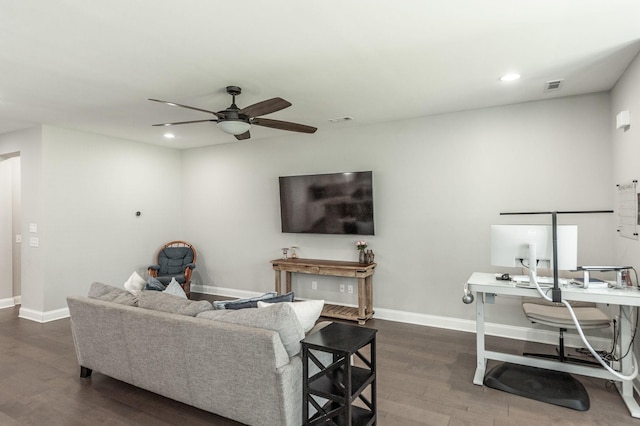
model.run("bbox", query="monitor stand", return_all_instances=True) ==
[484,362,589,411]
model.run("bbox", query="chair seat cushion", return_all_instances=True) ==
[522,302,610,329]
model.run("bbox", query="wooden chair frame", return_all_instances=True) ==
[148,240,197,297]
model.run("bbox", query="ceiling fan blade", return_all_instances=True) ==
[235,131,251,140]
[251,118,317,134]
[149,98,225,119]
[152,119,217,127]
[239,98,292,117]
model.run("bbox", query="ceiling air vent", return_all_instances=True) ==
[545,79,564,92]
[328,116,354,123]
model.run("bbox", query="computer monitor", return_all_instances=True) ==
[491,224,578,272]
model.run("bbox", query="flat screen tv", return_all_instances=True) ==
[279,171,375,235]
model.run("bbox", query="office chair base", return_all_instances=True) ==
[484,362,589,411]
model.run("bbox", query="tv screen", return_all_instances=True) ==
[279,171,375,235]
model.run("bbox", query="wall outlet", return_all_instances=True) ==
[311,281,317,290]
[339,284,345,293]
[347,284,353,294]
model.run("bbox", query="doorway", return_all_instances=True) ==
[0,153,21,306]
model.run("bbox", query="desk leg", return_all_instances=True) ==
[275,271,282,295]
[616,305,640,418]
[473,292,487,385]
[285,271,292,294]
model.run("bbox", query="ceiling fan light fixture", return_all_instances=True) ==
[217,119,251,135]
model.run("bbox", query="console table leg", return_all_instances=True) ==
[275,271,282,295]
[358,277,366,322]
[286,271,292,294]
[366,275,373,315]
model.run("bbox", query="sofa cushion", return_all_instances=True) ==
[225,292,295,310]
[258,299,324,332]
[138,290,212,316]
[123,271,146,295]
[88,282,138,306]
[212,292,278,310]
[197,302,305,357]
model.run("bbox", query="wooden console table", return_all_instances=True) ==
[270,258,377,325]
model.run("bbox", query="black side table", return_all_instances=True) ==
[301,322,377,425]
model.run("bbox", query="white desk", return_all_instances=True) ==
[467,272,640,418]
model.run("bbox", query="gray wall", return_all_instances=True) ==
[0,126,183,316]
[40,126,184,311]
[2,60,637,334]
[182,92,614,328]
[611,51,640,353]
[0,127,45,312]
[612,52,640,264]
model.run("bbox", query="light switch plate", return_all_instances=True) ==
[16,235,21,243]
[29,223,37,233]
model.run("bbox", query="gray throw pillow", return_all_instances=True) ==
[88,282,138,306]
[225,292,295,310]
[212,291,278,310]
[145,277,166,291]
[138,291,212,316]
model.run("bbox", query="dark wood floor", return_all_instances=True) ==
[0,295,637,425]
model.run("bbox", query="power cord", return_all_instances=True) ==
[528,269,639,382]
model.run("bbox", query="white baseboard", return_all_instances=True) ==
[19,307,70,323]
[192,284,271,300]
[0,297,15,309]
[373,307,611,351]
[193,284,611,350]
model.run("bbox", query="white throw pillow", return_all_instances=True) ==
[258,299,324,332]
[163,277,187,299]
[123,271,146,295]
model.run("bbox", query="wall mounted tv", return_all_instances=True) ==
[279,171,375,235]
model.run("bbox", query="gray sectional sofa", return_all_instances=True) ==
[67,283,326,426]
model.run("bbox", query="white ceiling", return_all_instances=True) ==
[1,0,639,149]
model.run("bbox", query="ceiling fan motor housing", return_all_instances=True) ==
[226,85,242,96]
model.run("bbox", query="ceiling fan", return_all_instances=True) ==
[149,86,317,140]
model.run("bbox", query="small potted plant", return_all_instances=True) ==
[356,240,368,263]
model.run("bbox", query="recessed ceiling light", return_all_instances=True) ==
[163,133,175,139]
[500,73,521,82]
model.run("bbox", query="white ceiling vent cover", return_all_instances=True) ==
[545,79,564,91]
